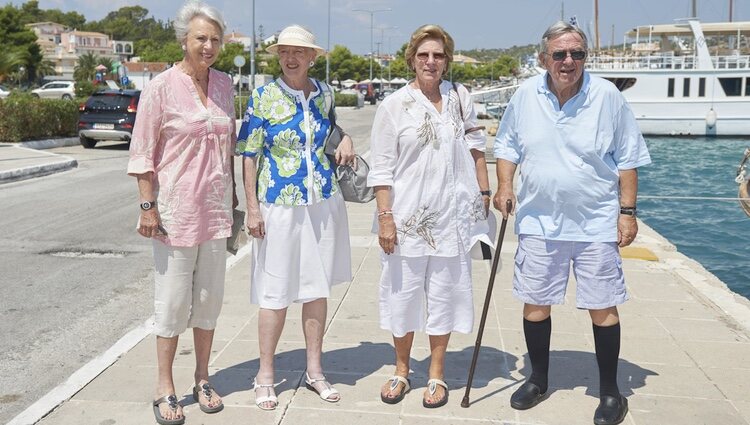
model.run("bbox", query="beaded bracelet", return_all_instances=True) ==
[377,210,393,217]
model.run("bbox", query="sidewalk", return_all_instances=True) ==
[9,158,748,424]
[0,138,78,183]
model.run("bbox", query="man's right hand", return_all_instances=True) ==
[246,209,265,239]
[493,190,516,219]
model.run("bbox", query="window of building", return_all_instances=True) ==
[746,77,750,96]
[683,78,690,97]
[116,44,123,53]
[604,78,637,92]
[125,45,132,53]
[719,77,742,96]
[667,78,675,97]
[699,78,706,97]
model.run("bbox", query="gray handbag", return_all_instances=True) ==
[322,83,373,203]
[227,209,246,255]
[336,155,374,203]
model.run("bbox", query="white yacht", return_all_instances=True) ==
[587,20,750,136]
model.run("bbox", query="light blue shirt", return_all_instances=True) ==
[494,71,651,242]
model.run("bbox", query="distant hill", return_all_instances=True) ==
[457,44,538,62]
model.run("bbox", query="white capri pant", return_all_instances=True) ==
[379,248,474,338]
[152,238,227,337]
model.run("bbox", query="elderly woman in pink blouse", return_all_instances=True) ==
[127,1,236,424]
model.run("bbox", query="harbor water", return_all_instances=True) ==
[638,137,750,300]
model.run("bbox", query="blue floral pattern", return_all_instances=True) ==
[237,79,339,205]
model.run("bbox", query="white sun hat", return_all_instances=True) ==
[266,25,325,57]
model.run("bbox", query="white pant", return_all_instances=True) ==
[152,238,226,337]
[379,249,474,338]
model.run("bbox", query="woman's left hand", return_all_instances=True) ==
[232,189,239,209]
[335,134,357,169]
[482,194,490,217]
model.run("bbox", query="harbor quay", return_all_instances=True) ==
[7,105,750,425]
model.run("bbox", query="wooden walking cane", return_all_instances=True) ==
[461,199,512,408]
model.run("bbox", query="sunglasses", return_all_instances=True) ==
[547,50,587,61]
[416,52,447,62]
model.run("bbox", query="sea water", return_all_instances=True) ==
[638,137,750,300]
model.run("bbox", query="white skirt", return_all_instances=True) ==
[251,193,352,309]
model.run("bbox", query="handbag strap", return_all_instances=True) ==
[321,82,336,127]
[452,82,485,135]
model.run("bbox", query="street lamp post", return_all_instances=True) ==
[143,64,148,89]
[352,7,390,81]
[326,0,331,85]
[250,0,256,91]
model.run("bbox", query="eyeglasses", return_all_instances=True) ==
[547,50,587,61]
[416,52,447,63]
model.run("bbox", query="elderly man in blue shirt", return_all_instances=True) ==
[493,21,651,425]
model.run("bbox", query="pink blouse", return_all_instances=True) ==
[127,66,236,247]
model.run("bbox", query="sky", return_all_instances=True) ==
[5,0,749,54]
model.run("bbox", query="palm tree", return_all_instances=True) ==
[0,51,24,83]
[74,52,100,82]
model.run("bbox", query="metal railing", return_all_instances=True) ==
[587,54,750,70]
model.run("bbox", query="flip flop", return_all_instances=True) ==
[152,394,185,425]
[305,373,340,402]
[423,379,449,409]
[192,382,224,413]
[380,375,411,404]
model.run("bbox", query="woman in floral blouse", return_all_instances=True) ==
[368,24,493,409]
[237,25,356,410]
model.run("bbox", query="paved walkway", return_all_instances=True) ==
[5,114,750,424]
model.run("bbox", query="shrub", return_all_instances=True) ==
[0,94,79,143]
[334,92,358,107]
[234,95,250,119]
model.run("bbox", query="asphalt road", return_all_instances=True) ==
[0,103,377,423]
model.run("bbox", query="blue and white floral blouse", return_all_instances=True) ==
[237,78,339,206]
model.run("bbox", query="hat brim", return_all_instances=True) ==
[266,43,325,58]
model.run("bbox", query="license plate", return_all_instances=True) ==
[93,123,114,130]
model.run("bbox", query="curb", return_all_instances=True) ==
[0,157,78,183]
[20,137,79,150]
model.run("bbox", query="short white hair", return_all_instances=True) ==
[174,0,226,45]
[540,21,588,53]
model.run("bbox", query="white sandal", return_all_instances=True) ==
[305,373,340,402]
[253,378,279,410]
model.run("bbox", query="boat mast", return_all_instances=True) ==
[594,0,600,50]
[729,0,733,22]
[691,0,697,17]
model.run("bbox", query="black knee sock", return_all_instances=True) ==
[523,317,551,393]
[593,322,621,399]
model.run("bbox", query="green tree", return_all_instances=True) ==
[0,50,25,83]
[0,4,43,82]
[213,43,250,74]
[74,52,100,82]
[19,1,86,28]
[136,39,182,63]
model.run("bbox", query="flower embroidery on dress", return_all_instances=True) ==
[417,112,438,149]
[399,205,440,249]
[469,193,488,222]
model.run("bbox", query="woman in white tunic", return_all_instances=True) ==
[368,24,492,408]
[237,25,356,410]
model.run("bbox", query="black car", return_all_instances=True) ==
[78,89,141,148]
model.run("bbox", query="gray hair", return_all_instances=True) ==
[174,0,226,45]
[540,21,588,53]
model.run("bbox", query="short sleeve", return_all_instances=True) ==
[127,80,164,176]
[236,88,266,157]
[367,103,398,187]
[613,101,651,170]
[493,102,521,164]
[457,83,486,151]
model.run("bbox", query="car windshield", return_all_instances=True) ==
[85,94,133,109]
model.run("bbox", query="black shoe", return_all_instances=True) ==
[593,394,628,425]
[510,381,548,410]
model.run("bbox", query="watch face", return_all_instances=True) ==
[140,201,153,210]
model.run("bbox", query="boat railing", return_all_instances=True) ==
[587,54,750,70]
[469,84,519,104]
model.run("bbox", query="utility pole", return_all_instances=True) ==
[250,0,256,91]
[326,0,331,85]
[729,0,733,22]
[610,24,615,49]
[353,7,391,81]
[691,0,697,17]
[561,1,564,21]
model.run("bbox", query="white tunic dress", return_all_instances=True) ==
[368,81,492,256]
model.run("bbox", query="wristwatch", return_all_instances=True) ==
[620,206,637,217]
[140,200,157,211]
[480,190,492,197]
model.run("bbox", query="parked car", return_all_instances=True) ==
[356,82,377,105]
[378,87,396,100]
[0,84,10,99]
[31,81,75,100]
[77,89,140,149]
